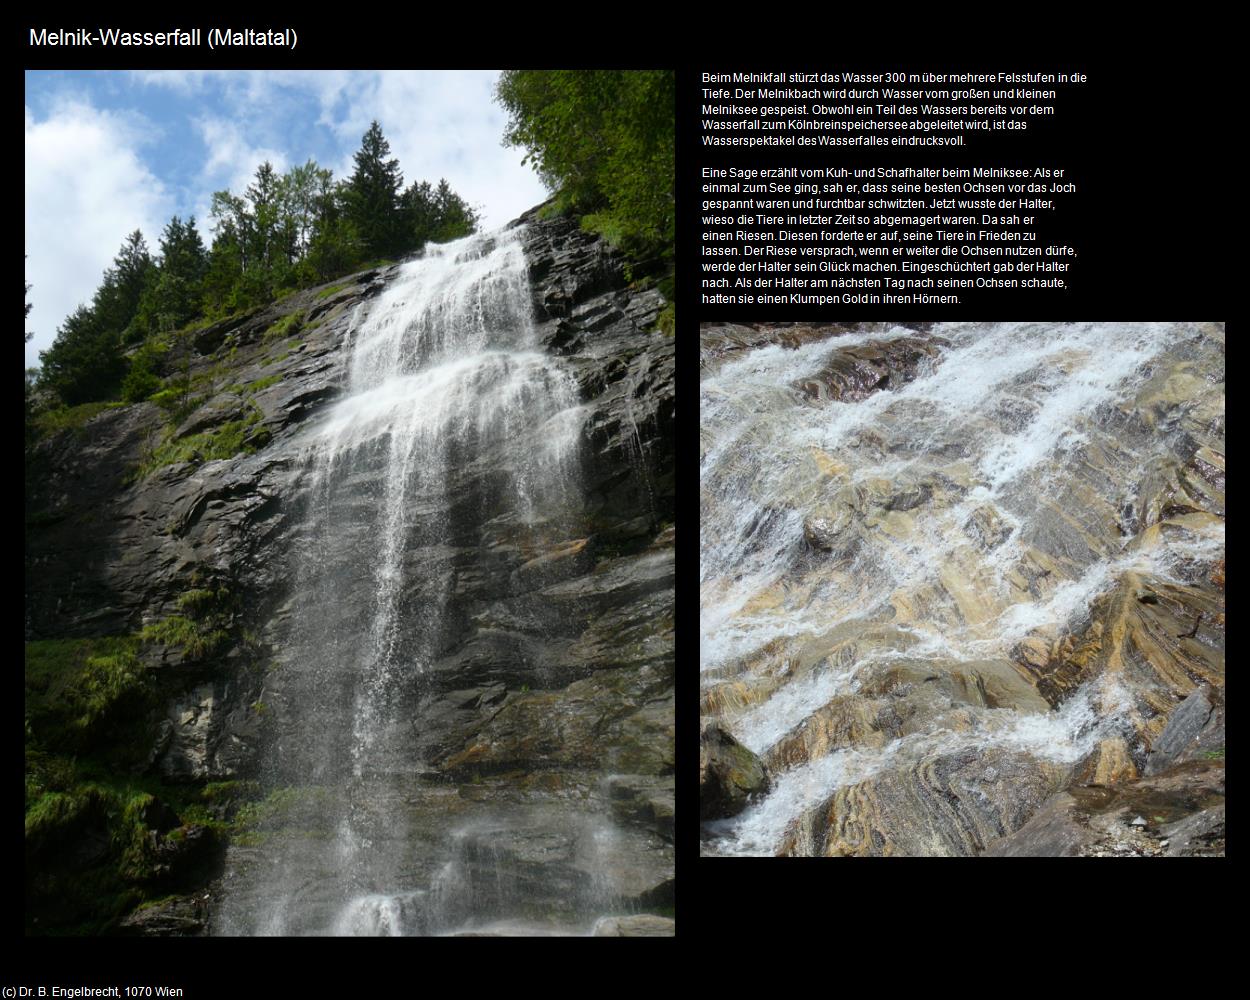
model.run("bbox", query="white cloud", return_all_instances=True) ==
[25,99,173,368]
[190,70,547,230]
[383,72,550,229]
[322,71,548,229]
[196,116,289,197]
[128,70,210,92]
[130,70,549,229]
[24,71,554,369]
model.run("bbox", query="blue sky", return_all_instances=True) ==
[24,70,549,368]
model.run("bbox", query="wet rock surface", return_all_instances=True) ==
[701,322,1224,857]
[115,896,208,936]
[592,914,676,936]
[1144,683,1223,775]
[26,213,673,931]
[985,758,1225,857]
[700,723,771,820]
[792,334,947,404]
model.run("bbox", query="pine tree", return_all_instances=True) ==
[431,178,479,242]
[139,216,209,333]
[37,232,155,404]
[344,121,404,260]
[38,304,125,405]
[93,230,156,341]
[307,175,359,282]
[246,162,285,299]
[400,178,478,249]
[206,190,254,312]
[400,180,437,249]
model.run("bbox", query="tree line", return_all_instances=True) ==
[34,122,478,408]
[495,70,674,269]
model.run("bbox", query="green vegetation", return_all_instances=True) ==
[262,309,304,343]
[141,582,238,660]
[245,374,282,394]
[147,385,204,426]
[134,419,253,479]
[28,121,478,423]
[133,400,269,480]
[120,338,174,403]
[23,565,264,930]
[656,303,675,337]
[140,615,229,661]
[22,754,245,933]
[176,587,229,615]
[23,574,265,931]
[25,637,168,931]
[25,637,151,754]
[32,401,126,438]
[497,70,674,328]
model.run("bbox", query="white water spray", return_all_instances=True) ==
[701,322,1223,856]
[221,227,588,933]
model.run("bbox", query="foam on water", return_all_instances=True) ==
[701,322,1221,855]
[700,323,1186,675]
[220,227,592,933]
[708,674,1135,857]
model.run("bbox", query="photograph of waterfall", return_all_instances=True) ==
[700,322,1224,857]
[26,70,674,935]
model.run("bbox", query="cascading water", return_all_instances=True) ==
[700,322,1225,856]
[218,227,591,932]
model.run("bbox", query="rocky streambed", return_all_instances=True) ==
[700,322,1224,857]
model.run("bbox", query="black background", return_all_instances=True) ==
[683,50,1227,320]
[692,63,1112,319]
[21,20,1228,976]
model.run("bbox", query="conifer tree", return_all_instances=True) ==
[345,121,404,260]
[38,304,124,405]
[431,178,478,242]
[139,216,208,333]
[93,230,155,340]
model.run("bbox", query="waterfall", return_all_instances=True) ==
[700,322,1224,856]
[219,227,588,933]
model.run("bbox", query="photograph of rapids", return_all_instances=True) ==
[700,322,1225,857]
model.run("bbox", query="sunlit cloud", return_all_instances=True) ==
[25,70,550,370]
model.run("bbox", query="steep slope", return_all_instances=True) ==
[25,211,674,934]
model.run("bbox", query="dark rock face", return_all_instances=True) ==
[25,212,674,932]
[793,335,946,403]
[984,758,1225,857]
[700,724,771,820]
[1144,684,1223,775]
[115,896,207,936]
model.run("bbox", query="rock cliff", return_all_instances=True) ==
[25,211,674,933]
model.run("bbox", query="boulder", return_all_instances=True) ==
[700,724,770,820]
